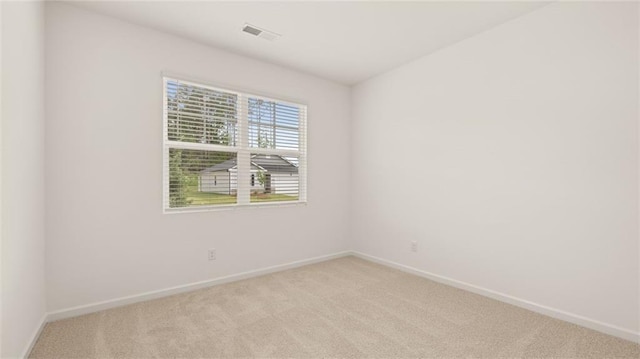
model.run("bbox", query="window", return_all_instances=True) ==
[163,77,307,212]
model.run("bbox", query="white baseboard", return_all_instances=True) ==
[352,251,640,344]
[21,313,47,359]
[47,251,351,322]
[26,249,639,356]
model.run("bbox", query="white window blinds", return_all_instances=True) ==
[163,77,307,212]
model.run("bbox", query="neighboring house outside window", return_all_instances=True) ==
[163,77,307,212]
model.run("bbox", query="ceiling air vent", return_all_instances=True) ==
[242,23,281,41]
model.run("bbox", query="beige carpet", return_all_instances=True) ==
[31,256,639,358]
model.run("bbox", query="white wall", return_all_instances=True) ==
[1,1,47,357]
[351,1,639,335]
[45,3,351,312]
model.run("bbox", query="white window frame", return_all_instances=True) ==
[162,76,307,214]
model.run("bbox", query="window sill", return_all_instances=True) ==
[163,201,307,215]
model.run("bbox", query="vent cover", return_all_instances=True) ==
[242,25,262,36]
[242,23,281,41]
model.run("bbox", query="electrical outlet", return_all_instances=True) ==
[208,249,216,261]
[411,241,418,252]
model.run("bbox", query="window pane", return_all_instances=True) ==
[248,98,300,151]
[166,80,238,146]
[168,149,237,208]
[249,154,299,203]
[163,77,307,212]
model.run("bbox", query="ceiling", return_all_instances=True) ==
[69,1,549,85]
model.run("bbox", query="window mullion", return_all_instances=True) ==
[298,110,307,202]
[236,94,250,205]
